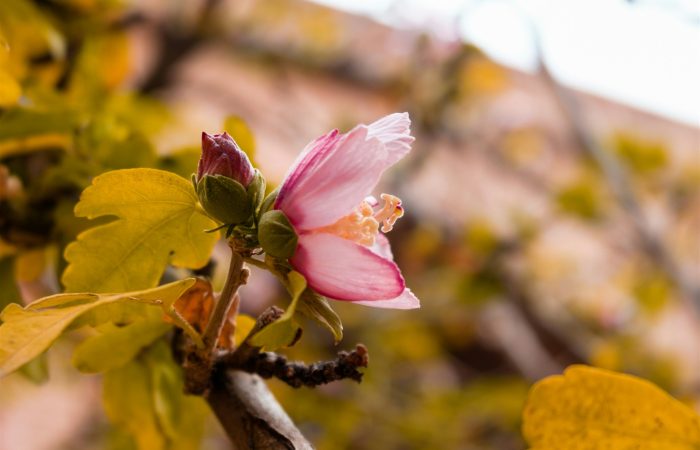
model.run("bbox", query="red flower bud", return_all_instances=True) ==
[197,132,254,187]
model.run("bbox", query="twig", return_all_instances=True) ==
[236,345,368,388]
[202,245,247,351]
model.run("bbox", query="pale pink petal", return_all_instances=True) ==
[291,233,405,301]
[371,233,394,260]
[275,126,388,231]
[275,129,341,211]
[350,288,420,309]
[367,112,414,165]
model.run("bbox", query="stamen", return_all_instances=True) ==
[316,194,404,246]
[374,194,404,233]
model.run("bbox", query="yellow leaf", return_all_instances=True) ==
[249,271,306,351]
[104,340,208,450]
[232,313,256,346]
[0,69,20,106]
[522,365,700,450]
[71,319,171,373]
[104,357,166,450]
[62,169,218,292]
[0,278,195,378]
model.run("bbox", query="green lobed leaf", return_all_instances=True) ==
[0,278,196,378]
[62,168,218,293]
[296,289,343,342]
[72,319,171,373]
[249,271,307,351]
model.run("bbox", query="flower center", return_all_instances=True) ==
[317,194,404,246]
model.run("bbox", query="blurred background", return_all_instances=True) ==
[0,0,698,449]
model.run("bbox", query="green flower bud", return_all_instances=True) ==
[258,209,298,259]
[196,174,251,225]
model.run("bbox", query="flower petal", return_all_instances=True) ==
[276,126,386,230]
[291,233,405,301]
[367,112,414,165]
[350,288,420,310]
[370,233,394,260]
[274,129,341,212]
[275,113,414,231]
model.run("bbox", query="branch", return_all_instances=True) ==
[207,370,313,450]
[236,344,368,388]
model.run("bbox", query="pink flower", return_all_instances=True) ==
[274,113,419,309]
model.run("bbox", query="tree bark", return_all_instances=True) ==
[206,369,313,450]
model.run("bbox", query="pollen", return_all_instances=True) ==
[317,194,404,246]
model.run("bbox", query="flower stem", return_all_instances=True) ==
[203,244,246,352]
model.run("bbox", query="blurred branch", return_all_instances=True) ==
[140,0,222,93]
[528,24,700,312]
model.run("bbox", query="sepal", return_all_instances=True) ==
[257,209,298,259]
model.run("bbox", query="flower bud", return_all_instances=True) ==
[197,132,254,187]
[196,174,252,225]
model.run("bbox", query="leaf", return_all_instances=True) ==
[249,271,306,351]
[0,278,195,378]
[62,168,218,293]
[104,340,208,450]
[0,109,76,158]
[296,289,343,342]
[103,356,166,450]
[232,313,256,347]
[224,115,256,161]
[0,69,21,106]
[17,352,49,384]
[72,319,171,373]
[522,365,700,450]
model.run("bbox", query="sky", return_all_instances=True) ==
[311,0,700,127]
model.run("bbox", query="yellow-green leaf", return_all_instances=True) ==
[0,69,20,106]
[249,271,306,351]
[104,340,208,450]
[104,357,166,450]
[72,319,171,373]
[522,365,700,450]
[0,278,195,378]
[62,169,218,292]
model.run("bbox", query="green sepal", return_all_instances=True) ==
[196,174,252,225]
[258,209,297,259]
[259,188,279,216]
[247,170,266,216]
[296,289,343,343]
